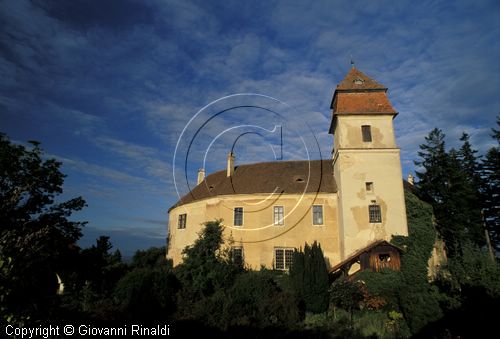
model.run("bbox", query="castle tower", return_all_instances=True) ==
[329,67,408,260]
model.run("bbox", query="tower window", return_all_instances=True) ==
[234,207,243,226]
[274,206,284,225]
[362,125,372,142]
[369,204,382,223]
[313,205,324,225]
[366,182,374,192]
[178,214,187,229]
[274,248,295,270]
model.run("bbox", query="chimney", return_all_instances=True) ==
[227,152,234,177]
[407,174,414,186]
[197,168,205,185]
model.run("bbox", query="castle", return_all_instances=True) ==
[167,67,408,272]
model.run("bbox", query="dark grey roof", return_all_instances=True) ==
[170,160,337,210]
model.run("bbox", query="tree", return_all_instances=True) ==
[330,277,364,322]
[290,241,329,313]
[415,129,485,257]
[414,128,449,205]
[220,271,301,329]
[290,247,305,302]
[114,265,179,322]
[447,149,484,250]
[79,236,126,295]
[132,246,170,269]
[481,117,500,254]
[0,134,86,323]
[414,129,461,255]
[458,133,482,187]
[175,220,241,321]
[457,133,491,254]
[176,220,239,297]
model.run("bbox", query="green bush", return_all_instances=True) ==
[114,267,178,322]
[222,271,301,329]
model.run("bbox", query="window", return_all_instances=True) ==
[275,248,294,270]
[231,247,243,266]
[313,205,324,225]
[362,125,372,142]
[369,204,382,223]
[274,206,284,225]
[366,182,374,192]
[178,214,187,229]
[234,207,243,226]
[354,78,365,85]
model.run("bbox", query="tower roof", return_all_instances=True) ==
[328,67,397,133]
[335,67,387,91]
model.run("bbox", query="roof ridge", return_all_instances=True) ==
[204,159,328,178]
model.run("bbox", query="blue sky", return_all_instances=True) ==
[1,0,499,256]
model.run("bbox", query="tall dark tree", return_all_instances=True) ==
[0,134,86,323]
[445,149,484,254]
[78,236,126,295]
[290,247,305,302]
[415,128,449,204]
[290,241,329,313]
[415,129,484,257]
[414,129,457,254]
[458,132,496,259]
[458,133,482,187]
[481,117,500,254]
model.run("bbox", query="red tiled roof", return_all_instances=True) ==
[334,92,397,114]
[170,160,337,210]
[328,68,397,133]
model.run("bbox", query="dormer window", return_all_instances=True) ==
[293,175,305,183]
